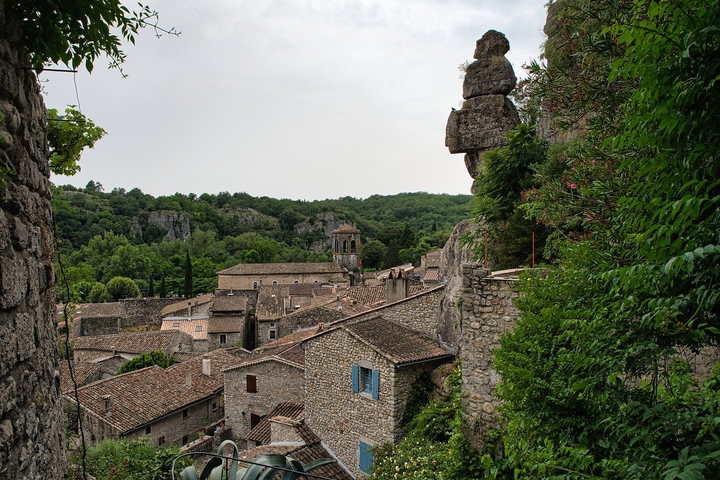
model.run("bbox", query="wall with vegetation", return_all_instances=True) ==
[0,2,65,477]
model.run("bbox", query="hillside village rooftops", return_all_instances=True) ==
[329,316,452,366]
[216,262,345,276]
[211,295,248,313]
[160,293,214,317]
[161,318,208,340]
[74,330,192,355]
[255,324,325,352]
[245,402,304,444]
[59,362,110,394]
[223,342,305,371]
[67,349,245,434]
[207,316,243,333]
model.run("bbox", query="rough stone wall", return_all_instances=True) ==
[74,298,179,337]
[456,265,519,448]
[343,287,444,339]
[257,307,343,348]
[218,273,344,291]
[0,2,66,477]
[223,361,304,444]
[207,331,242,350]
[304,328,438,478]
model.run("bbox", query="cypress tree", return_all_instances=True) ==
[184,251,193,298]
[148,276,155,298]
[159,276,167,298]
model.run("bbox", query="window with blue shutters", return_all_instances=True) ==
[352,364,379,399]
[359,440,373,474]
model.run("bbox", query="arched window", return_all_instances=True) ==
[343,240,348,253]
[272,281,278,285]
[350,240,357,253]
[252,282,258,289]
[335,240,339,252]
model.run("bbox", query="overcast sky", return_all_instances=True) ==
[44,0,547,201]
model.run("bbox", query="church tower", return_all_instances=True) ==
[333,223,361,270]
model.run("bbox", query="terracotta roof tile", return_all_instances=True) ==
[343,285,385,307]
[256,286,290,320]
[423,269,440,282]
[224,343,305,371]
[217,262,344,276]
[160,293,215,317]
[332,223,360,234]
[245,402,304,444]
[345,317,452,365]
[161,318,208,340]
[61,302,122,320]
[212,296,248,313]
[256,325,325,351]
[68,349,245,434]
[207,316,244,334]
[74,330,192,355]
[59,362,109,393]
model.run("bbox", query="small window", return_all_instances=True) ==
[212,402,217,411]
[172,322,180,328]
[182,435,189,445]
[314,280,319,284]
[182,408,189,418]
[352,365,379,400]
[293,280,299,284]
[272,281,278,285]
[253,281,258,289]
[219,334,227,345]
[195,325,202,332]
[269,322,275,328]
[359,441,373,474]
[269,330,276,340]
[246,374,257,393]
[158,436,165,446]
[360,367,372,394]
[145,425,152,435]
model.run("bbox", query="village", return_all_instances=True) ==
[59,222,522,478]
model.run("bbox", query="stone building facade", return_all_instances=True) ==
[332,223,361,270]
[217,262,346,291]
[73,330,194,363]
[70,297,180,337]
[304,317,452,478]
[222,343,305,445]
[0,2,66,477]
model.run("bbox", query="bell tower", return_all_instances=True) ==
[332,223,361,270]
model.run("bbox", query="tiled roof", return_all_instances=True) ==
[245,402,304,444]
[160,293,214,317]
[423,249,443,268]
[256,325,325,352]
[74,330,192,355]
[161,318,208,340]
[59,361,109,393]
[375,264,414,281]
[224,343,305,371]
[61,302,122,319]
[288,284,316,296]
[217,262,345,276]
[332,223,360,234]
[424,268,440,282]
[256,286,289,320]
[207,316,243,334]
[68,349,245,434]
[238,420,352,480]
[343,285,385,307]
[212,296,248,313]
[345,316,452,365]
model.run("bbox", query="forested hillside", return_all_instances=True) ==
[52,184,470,301]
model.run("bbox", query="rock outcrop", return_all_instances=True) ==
[294,212,350,252]
[445,30,520,182]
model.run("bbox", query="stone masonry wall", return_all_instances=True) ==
[458,265,519,449]
[0,2,66,477]
[305,328,439,478]
[224,361,304,445]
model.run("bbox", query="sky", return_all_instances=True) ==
[44,0,548,201]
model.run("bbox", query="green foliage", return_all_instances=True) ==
[117,350,174,374]
[373,363,482,480]
[88,282,111,303]
[75,437,189,480]
[491,0,720,477]
[10,1,178,73]
[184,250,193,298]
[360,240,387,270]
[47,107,106,176]
[106,276,140,301]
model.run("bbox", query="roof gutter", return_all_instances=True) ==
[395,354,454,369]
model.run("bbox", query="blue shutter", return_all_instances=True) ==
[351,365,359,393]
[359,441,373,473]
[371,370,380,400]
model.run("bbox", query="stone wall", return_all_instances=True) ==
[304,328,440,478]
[74,297,179,337]
[0,2,66,477]
[456,265,519,448]
[223,361,304,445]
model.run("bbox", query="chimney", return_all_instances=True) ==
[185,372,192,388]
[202,356,211,376]
[187,301,192,319]
[101,394,111,415]
[386,268,409,304]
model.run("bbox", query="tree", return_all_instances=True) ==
[117,351,173,374]
[106,276,140,301]
[159,276,167,298]
[360,240,387,270]
[88,282,111,303]
[47,107,106,176]
[148,276,155,298]
[184,251,193,298]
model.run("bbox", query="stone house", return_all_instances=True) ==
[223,343,305,445]
[159,293,215,319]
[59,362,112,394]
[207,295,247,349]
[244,402,304,447]
[73,330,194,366]
[256,302,345,348]
[161,317,209,353]
[62,297,180,337]
[216,262,347,291]
[66,349,245,446]
[304,316,453,478]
